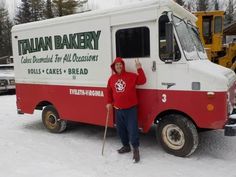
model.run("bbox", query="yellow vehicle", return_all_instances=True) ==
[194,11,236,69]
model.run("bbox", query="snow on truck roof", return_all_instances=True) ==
[12,0,196,32]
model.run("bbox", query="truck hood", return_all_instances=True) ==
[189,60,236,91]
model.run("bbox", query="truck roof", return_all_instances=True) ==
[12,0,196,32]
[224,21,236,35]
[193,11,225,16]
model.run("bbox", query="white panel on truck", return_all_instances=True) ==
[12,17,112,87]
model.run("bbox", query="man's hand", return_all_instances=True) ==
[106,104,112,111]
[135,59,142,69]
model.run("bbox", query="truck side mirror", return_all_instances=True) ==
[165,22,174,62]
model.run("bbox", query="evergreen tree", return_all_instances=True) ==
[0,8,13,57]
[197,0,209,11]
[15,0,32,24]
[214,0,219,10]
[44,0,54,19]
[15,0,45,24]
[175,0,184,6]
[31,0,45,21]
[225,0,235,25]
[53,0,78,16]
[53,0,87,17]
[184,1,196,12]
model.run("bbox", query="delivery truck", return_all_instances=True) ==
[0,56,15,94]
[12,0,236,157]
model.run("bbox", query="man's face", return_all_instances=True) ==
[115,62,123,74]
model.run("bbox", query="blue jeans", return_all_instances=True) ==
[115,106,139,148]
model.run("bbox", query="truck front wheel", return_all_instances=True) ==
[42,105,67,133]
[156,114,199,157]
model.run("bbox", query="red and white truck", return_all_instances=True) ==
[12,0,236,157]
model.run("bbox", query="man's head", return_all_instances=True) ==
[111,57,125,74]
[114,62,123,74]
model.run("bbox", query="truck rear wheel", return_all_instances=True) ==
[42,105,67,133]
[156,114,199,157]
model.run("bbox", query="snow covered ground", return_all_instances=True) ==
[0,94,236,177]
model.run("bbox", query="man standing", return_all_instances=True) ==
[106,57,146,163]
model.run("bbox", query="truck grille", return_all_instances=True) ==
[0,79,7,86]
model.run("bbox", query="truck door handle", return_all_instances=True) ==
[152,61,156,72]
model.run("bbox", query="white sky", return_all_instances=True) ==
[0,0,20,19]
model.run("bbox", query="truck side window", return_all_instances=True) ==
[214,16,222,33]
[202,16,213,44]
[159,15,181,61]
[116,27,150,58]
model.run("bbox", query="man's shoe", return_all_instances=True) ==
[117,146,131,154]
[133,148,140,163]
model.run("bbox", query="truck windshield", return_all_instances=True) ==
[173,16,208,60]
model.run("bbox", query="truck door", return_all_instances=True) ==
[111,21,158,129]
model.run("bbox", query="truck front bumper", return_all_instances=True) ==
[225,114,236,136]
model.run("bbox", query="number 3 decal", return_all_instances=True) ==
[162,94,167,103]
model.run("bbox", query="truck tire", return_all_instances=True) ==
[42,105,67,133]
[156,114,199,157]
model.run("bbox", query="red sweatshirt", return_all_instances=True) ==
[107,57,146,109]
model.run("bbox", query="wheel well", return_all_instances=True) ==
[35,101,53,110]
[155,109,199,129]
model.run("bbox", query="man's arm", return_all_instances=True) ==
[135,59,146,85]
